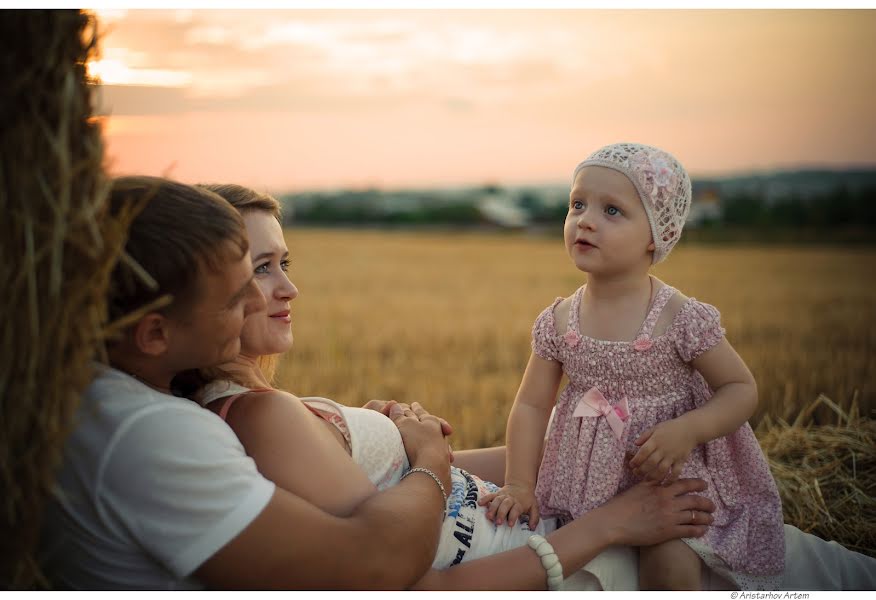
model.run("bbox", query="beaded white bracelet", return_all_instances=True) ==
[527,534,564,591]
[401,467,448,512]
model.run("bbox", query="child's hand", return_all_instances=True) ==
[629,418,697,483]
[478,483,540,528]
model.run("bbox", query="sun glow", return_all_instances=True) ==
[92,10,876,189]
[87,58,192,88]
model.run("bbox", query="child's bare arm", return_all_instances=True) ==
[452,446,507,486]
[680,337,758,443]
[478,352,562,527]
[630,338,757,481]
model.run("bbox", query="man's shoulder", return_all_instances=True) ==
[68,365,258,508]
[45,366,274,590]
[85,365,211,424]
[77,365,237,465]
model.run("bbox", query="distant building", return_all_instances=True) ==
[478,191,530,228]
[687,188,721,227]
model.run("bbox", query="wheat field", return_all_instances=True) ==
[275,228,876,450]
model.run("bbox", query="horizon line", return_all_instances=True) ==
[262,163,876,196]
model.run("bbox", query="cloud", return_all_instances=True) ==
[92,10,587,114]
[94,9,876,188]
[444,97,475,113]
[95,84,190,116]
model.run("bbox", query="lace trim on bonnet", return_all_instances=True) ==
[572,142,692,264]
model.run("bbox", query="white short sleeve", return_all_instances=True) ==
[97,405,275,578]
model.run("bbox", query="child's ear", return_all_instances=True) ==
[132,312,170,357]
[647,240,656,252]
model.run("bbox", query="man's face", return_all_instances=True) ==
[167,241,266,371]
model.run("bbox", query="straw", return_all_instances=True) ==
[0,10,137,588]
[758,395,876,557]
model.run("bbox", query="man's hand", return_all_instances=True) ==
[600,478,715,546]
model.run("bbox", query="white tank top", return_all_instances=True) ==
[198,380,554,570]
[199,381,409,490]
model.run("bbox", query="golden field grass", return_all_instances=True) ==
[276,228,875,449]
[276,228,876,555]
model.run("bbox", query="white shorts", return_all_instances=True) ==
[432,467,557,569]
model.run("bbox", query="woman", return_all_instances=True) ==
[183,183,874,591]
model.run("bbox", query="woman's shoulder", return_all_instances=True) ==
[222,387,300,426]
[197,379,251,407]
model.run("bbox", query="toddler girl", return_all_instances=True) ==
[479,142,784,590]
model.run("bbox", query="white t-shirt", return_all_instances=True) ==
[40,365,275,590]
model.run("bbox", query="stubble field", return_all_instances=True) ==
[275,228,876,450]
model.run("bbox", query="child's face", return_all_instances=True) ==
[564,166,656,275]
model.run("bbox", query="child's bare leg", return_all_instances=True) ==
[639,539,703,590]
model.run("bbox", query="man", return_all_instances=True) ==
[40,177,452,589]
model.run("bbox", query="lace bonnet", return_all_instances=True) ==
[571,142,692,264]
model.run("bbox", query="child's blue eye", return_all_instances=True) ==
[606,205,621,216]
[254,263,269,274]
[280,259,291,272]
[571,200,584,210]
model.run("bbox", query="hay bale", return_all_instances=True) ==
[758,395,876,558]
[0,10,138,588]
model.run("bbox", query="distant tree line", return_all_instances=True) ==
[285,190,482,226]
[284,181,876,232]
[720,185,876,228]
[297,200,481,225]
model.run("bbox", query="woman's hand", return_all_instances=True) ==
[365,399,453,437]
[363,398,396,414]
[478,483,539,528]
[598,478,715,546]
[388,402,454,480]
[629,418,697,482]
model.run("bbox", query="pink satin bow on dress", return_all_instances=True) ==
[572,386,630,441]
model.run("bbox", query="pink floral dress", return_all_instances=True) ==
[532,283,785,589]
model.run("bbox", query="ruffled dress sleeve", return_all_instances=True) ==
[673,299,726,362]
[531,298,564,361]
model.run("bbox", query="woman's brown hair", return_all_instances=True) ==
[200,183,281,224]
[190,184,284,388]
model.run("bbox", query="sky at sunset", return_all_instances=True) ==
[90,8,876,193]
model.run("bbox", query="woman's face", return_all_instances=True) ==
[239,210,299,357]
